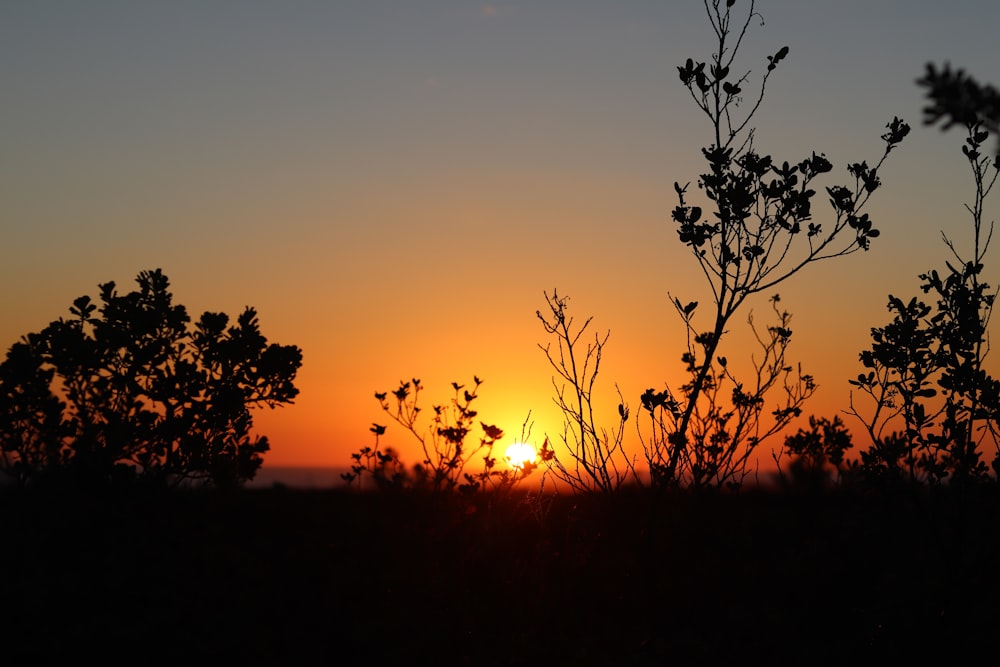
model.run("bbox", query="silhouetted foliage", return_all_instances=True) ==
[340,423,411,491]
[642,295,815,488]
[919,63,1000,151]
[849,123,1000,484]
[343,377,536,493]
[777,415,853,489]
[536,290,636,492]
[640,0,908,489]
[0,269,302,488]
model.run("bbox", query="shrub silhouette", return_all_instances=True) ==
[536,290,636,493]
[777,415,853,489]
[341,422,413,492]
[344,376,536,493]
[0,269,302,488]
[849,122,1000,484]
[919,63,1000,152]
[641,294,816,488]
[526,1,908,491]
[635,0,908,488]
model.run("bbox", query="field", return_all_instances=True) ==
[2,486,999,665]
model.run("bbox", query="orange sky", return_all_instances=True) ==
[3,1,999,477]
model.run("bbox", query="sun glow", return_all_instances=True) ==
[504,442,537,470]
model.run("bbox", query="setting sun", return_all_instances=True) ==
[504,442,537,470]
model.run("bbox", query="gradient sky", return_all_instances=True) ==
[3,1,999,472]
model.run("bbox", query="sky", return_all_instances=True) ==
[3,1,1000,475]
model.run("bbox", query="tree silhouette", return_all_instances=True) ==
[0,269,302,488]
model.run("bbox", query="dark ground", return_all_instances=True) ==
[2,485,998,665]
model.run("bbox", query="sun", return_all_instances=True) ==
[504,442,537,470]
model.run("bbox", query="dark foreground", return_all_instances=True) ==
[2,485,998,665]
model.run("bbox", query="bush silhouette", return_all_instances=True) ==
[0,269,302,488]
[631,0,908,488]
[778,415,853,489]
[919,63,1000,151]
[536,290,636,493]
[849,122,1000,484]
[344,376,537,493]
